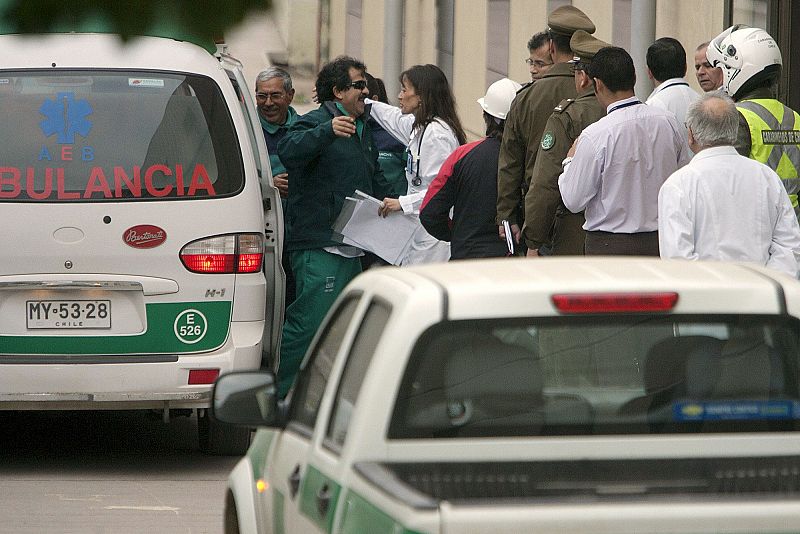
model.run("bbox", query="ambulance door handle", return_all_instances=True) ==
[287,464,301,499]
[316,483,332,517]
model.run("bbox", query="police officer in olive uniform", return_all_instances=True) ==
[523,31,610,256]
[496,5,596,249]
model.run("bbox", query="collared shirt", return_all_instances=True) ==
[559,95,690,233]
[645,77,700,147]
[259,106,298,135]
[658,145,800,277]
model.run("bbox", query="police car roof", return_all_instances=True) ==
[350,257,795,319]
[0,33,220,74]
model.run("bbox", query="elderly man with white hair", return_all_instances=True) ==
[658,92,800,277]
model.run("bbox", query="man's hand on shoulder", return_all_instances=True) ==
[332,116,357,138]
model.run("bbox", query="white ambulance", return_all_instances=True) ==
[0,33,284,455]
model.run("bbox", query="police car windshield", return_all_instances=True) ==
[0,70,244,202]
[389,314,800,439]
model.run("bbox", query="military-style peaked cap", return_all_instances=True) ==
[569,30,611,63]
[547,5,596,36]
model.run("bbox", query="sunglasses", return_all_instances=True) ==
[346,80,368,91]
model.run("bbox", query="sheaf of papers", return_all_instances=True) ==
[332,190,417,265]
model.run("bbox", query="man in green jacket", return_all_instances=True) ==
[276,56,386,397]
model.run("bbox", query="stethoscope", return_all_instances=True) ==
[406,124,428,187]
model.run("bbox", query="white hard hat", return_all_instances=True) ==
[477,78,521,120]
[707,25,782,100]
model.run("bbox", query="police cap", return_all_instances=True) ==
[568,30,610,64]
[547,5,596,37]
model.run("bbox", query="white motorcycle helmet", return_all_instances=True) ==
[477,78,521,120]
[706,24,782,100]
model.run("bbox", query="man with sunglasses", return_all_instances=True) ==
[523,30,609,257]
[275,56,388,398]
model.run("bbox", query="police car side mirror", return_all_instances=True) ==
[211,371,281,427]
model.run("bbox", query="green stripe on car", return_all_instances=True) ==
[247,429,275,481]
[299,465,341,533]
[1,301,231,354]
[299,464,424,534]
[338,490,424,534]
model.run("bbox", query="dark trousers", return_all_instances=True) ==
[584,230,659,256]
[552,211,586,256]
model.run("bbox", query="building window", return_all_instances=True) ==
[346,0,363,58]
[730,0,768,28]
[486,0,510,86]
[436,0,455,83]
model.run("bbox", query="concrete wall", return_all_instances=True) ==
[656,0,726,94]
[307,0,727,141]
[507,0,549,84]
[403,0,437,66]
[454,1,488,138]
[286,0,320,71]
[362,1,386,75]
[329,0,347,58]
[573,0,613,43]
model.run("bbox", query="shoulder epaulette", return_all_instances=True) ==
[553,98,575,113]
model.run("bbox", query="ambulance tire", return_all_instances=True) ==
[197,409,252,456]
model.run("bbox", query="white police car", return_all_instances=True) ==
[214,257,800,532]
[0,33,284,455]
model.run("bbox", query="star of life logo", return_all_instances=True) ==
[39,92,93,144]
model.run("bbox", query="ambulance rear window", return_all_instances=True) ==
[0,71,244,202]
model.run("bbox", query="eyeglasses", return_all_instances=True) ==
[525,58,554,68]
[256,91,285,102]
[346,80,368,91]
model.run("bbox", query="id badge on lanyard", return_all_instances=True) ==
[406,124,427,187]
[405,148,422,187]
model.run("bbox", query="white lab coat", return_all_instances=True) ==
[646,77,701,149]
[658,145,800,278]
[368,99,459,265]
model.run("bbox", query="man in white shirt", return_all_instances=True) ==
[658,92,800,278]
[559,46,690,256]
[645,37,700,146]
[694,41,724,93]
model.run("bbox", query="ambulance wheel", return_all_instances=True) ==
[197,409,252,456]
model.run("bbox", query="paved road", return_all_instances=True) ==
[0,410,240,534]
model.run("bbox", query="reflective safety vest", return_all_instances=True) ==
[736,99,800,213]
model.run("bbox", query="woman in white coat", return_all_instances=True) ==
[370,64,466,265]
